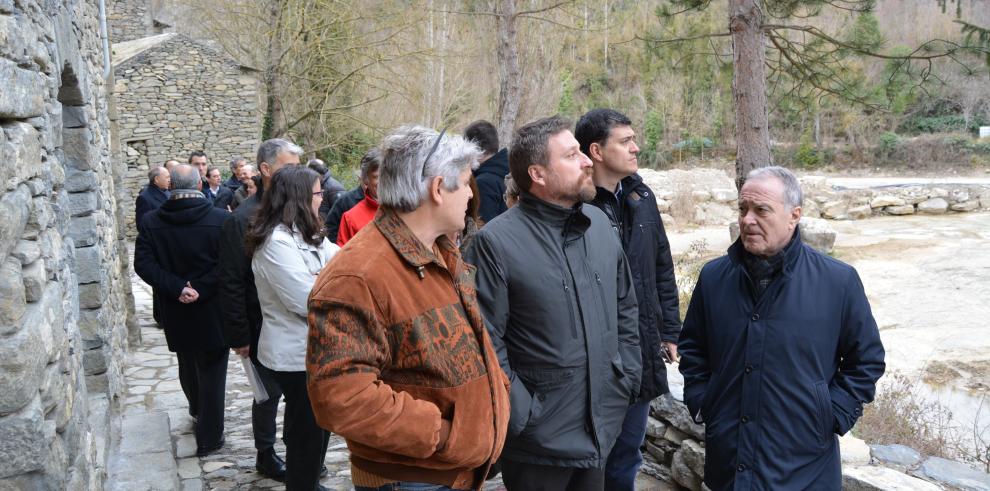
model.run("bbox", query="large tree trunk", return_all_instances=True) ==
[262,0,287,139]
[729,0,771,190]
[495,0,521,146]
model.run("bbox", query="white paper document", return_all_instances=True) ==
[241,357,269,404]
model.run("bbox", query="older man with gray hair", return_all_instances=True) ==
[678,166,885,490]
[134,164,230,457]
[307,126,510,491]
[218,138,304,481]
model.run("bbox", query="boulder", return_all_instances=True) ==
[917,198,948,215]
[870,195,905,208]
[646,416,667,439]
[839,433,871,466]
[870,444,921,468]
[691,190,712,202]
[710,187,738,203]
[802,199,821,219]
[693,202,736,226]
[885,204,915,216]
[914,457,990,491]
[660,214,675,230]
[980,189,990,209]
[930,187,949,199]
[671,447,702,491]
[680,439,706,477]
[0,258,25,329]
[843,465,941,491]
[951,200,979,212]
[799,217,836,254]
[848,205,872,220]
[948,189,969,203]
[821,201,848,220]
[651,393,705,440]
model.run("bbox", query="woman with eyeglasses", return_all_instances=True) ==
[245,165,339,491]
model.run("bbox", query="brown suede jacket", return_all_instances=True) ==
[306,207,510,491]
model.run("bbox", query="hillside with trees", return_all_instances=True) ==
[165,0,990,180]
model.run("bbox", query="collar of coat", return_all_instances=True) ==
[517,191,591,239]
[373,206,464,276]
[728,226,803,278]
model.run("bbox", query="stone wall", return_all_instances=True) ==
[639,168,990,229]
[0,0,133,487]
[114,33,261,237]
[644,393,990,490]
[107,0,150,43]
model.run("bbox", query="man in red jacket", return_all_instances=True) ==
[336,154,380,245]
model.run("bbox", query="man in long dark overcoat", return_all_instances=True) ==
[134,164,230,457]
[678,166,885,490]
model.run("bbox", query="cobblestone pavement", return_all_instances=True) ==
[123,268,513,490]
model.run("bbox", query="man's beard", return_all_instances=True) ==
[548,170,595,205]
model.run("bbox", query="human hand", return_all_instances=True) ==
[661,342,679,363]
[179,284,199,303]
[232,345,250,357]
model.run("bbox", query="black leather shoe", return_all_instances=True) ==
[196,435,224,457]
[255,448,286,482]
[319,464,328,478]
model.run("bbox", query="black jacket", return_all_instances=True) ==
[473,148,509,223]
[590,173,680,401]
[223,175,241,192]
[134,195,228,353]
[678,231,885,490]
[465,192,641,468]
[218,191,263,359]
[205,186,234,210]
[135,185,169,226]
[324,186,363,244]
[318,173,347,220]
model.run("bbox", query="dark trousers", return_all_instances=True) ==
[356,484,468,491]
[251,358,284,451]
[176,349,228,448]
[603,400,651,491]
[271,370,330,491]
[502,461,605,491]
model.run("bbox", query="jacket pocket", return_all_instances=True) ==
[611,355,631,397]
[812,380,834,447]
[515,366,577,434]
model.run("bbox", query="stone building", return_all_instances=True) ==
[0,0,135,486]
[113,32,261,236]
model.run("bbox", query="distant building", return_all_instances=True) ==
[112,33,261,235]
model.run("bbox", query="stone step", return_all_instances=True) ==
[106,411,180,491]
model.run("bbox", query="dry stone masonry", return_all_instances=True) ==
[113,32,261,237]
[0,0,134,487]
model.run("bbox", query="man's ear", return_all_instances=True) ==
[528,165,546,188]
[428,176,444,204]
[588,142,604,163]
[259,162,271,178]
[789,205,802,228]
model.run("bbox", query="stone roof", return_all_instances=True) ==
[111,32,176,67]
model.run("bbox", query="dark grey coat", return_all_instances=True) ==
[465,192,641,469]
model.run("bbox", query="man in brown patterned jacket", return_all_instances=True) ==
[306,125,510,491]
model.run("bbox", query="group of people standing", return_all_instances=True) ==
[132,106,885,491]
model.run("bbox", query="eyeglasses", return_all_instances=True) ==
[312,191,322,197]
[421,127,447,179]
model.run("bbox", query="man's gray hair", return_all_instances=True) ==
[229,157,246,172]
[171,164,201,190]
[747,166,803,208]
[256,138,303,166]
[241,164,257,176]
[378,125,482,212]
[148,166,166,184]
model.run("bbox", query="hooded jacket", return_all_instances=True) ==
[134,194,228,353]
[590,173,681,401]
[464,192,641,468]
[473,148,509,223]
[678,230,885,490]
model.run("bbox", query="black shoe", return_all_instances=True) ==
[319,464,328,478]
[255,448,286,482]
[196,435,225,457]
